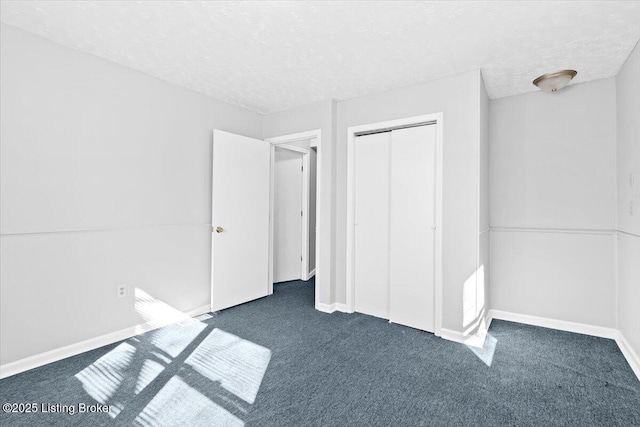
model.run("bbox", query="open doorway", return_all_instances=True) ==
[267,131,320,302]
[272,145,308,283]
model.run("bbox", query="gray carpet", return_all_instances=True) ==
[1,279,639,426]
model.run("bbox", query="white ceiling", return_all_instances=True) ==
[1,1,639,114]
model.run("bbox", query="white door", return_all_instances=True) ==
[212,130,270,311]
[273,147,303,283]
[389,125,436,332]
[354,132,391,319]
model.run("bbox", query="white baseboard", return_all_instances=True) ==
[315,302,333,313]
[488,309,618,339]
[616,331,640,381]
[315,302,350,314]
[334,303,349,313]
[0,305,210,379]
[306,269,316,281]
[440,314,492,349]
[440,328,485,348]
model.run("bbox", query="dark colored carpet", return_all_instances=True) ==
[1,279,639,426]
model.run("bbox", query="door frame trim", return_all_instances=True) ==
[266,130,322,310]
[346,113,444,336]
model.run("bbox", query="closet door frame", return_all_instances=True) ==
[345,113,444,336]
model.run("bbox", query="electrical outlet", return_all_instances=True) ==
[117,285,127,298]
[630,201,634,217]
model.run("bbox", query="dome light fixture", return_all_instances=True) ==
[532,70,577,92]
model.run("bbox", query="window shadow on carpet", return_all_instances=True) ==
[74,289,271,426]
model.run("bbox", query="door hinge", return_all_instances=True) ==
[301,210,303,217]
[301,165,304,172]
[301,255,303,262]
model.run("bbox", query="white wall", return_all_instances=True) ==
[490,78,618,328]
[0,24,263,365]
[491,230,616,326]
[336,70,483,333]
[616,40,640,357]
[263,100,336,304]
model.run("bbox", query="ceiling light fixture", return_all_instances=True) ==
[532,70,577,92]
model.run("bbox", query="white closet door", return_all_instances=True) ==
[273,148,303,283]
[354,132,391,319]
[389,125,437,332]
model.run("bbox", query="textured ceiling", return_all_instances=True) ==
[1,1,640,114]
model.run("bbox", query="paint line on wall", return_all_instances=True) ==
[491,226,617,236]
[617,230,640,239]
[0,223,211,238]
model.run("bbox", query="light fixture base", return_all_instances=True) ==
[533,70,577,92]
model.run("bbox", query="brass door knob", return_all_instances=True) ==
[215,226,224,233]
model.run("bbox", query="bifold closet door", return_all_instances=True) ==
[389,125,436,332]
[354,132,391,319]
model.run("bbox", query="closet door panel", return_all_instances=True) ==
[354,132,391,319]
[389,125,436,332]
